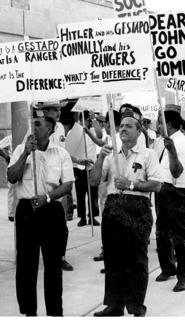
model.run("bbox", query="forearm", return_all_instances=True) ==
[71,155,80,164]
[92,120,103,139]
[133,180,162,193]
[7,151,28,184]
[89,155,105,187]
[86,129,104,146]
[168,150,183,178]
[48,181,73,201]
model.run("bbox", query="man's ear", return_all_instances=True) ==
[47,124,53,135]
[167,122,172,129]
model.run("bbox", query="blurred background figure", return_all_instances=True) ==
[0,134,18,222]
[143,116,156,148]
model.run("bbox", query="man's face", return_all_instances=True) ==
[80,116,92,129]
[143,119,151,130]
[34,118,51,140]
[97,120,104,129]
[104,121,110,135]
[47,107,61,122]
[119,117,140,144]
[158,115,169,136]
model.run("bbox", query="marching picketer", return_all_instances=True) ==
[7,109,74,316]
[89,106,162,317]
[155,104,185,293]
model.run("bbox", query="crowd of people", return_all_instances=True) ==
[0,101,185,316]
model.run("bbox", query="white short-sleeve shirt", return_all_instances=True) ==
[8,141,75,200]
[161,130,185,188]
[101,143,163,198]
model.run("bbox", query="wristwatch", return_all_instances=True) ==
[129,181,134,191]
[46,194,51,203]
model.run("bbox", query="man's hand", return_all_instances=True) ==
[0,148,10,163]
[114,176,130,191]
[89,111,95,120]
[31,194,47,211]
[83,126,90,135]
[25,134,37,156]
[99,144,113,159]
[163,136,176,153]
[78,158,94,167]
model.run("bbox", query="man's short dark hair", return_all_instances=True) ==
[105,110,121,127]
[119,103,134,113]
[164,111,182,130]
[79,110,90,121]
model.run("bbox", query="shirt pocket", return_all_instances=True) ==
[23,163,32,180]
[46,166,61,187]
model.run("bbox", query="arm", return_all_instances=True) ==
[90,112,103,139]
[164,136,183,178]
[31,181,73,210]
[7,135,37,184]
[84,127,105,146]
[0,148,10,164]
[89,145,112,187]
[70,155,94,167]
[114,177,161,193]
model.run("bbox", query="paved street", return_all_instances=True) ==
[0,187,185,317]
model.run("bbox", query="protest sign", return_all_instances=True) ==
[114,91,159,119]
[166,77,185,94]
[0,39,64,103]
[72,96,103,113]
[149,12,185,78]
[57,16,155,95]
[112,0,147,18]
[0,16,154,103]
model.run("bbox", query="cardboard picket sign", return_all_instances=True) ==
[72,96,103,113]
[0,16,155,103]
[166,77,185,94]
[149,12,185,78]
[112,0,147,18]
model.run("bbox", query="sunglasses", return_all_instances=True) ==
[143,120,151,124]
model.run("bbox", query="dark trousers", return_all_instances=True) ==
[156,183,185,280]
[16,199,66,316]
[74,168,99,220]
[102,194,153,315]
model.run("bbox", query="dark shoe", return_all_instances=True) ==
[89,218,100,226]
[94,251,104,261]
[134,314,145,317]
[61,260,74,271]
[8,217,14,222]
[77,219,86,227]
[100,268,106,274]
[173,280,185,292]
[156,272,176,282]
[26,314,37,316]
[94,306,124,317]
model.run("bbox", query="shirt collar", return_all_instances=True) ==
[118,141,141,154]
[46,140,58,150]
[170,130,181,140]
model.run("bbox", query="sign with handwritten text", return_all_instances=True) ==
[57,16,154,96]
[71,96,103,113]
[112,0,147,18]
[0,16,154,103]
[150,12,185,78]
